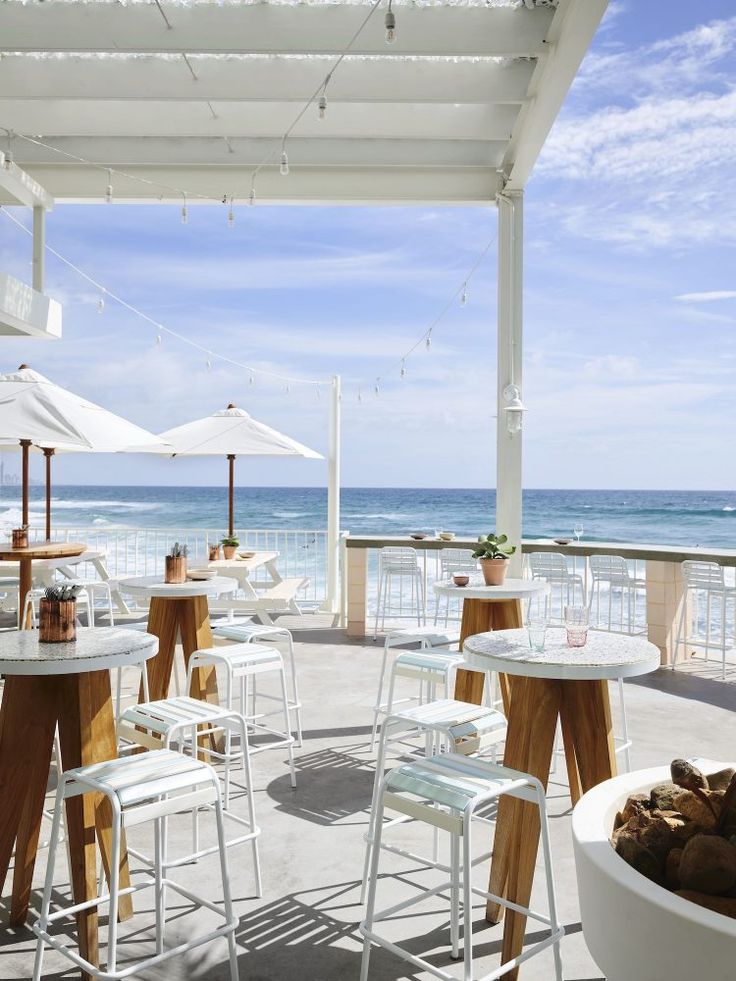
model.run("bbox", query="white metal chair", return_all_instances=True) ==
[212,618,302,746]
[117,694,262,895]
[32,749,239,981]
[587,554,646,633]
[433,548,478,625]
[361,698,508,902]
[373,547,425,638]
[528,552,585,618]
[360,753,564,981]
[674,560,736,679]
[370,625,461,747]
[22,581,114,630]
[186,643,297,788]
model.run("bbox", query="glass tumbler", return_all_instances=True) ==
[565,605,589,648]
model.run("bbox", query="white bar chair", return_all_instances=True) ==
[360,753,564,981]
[186,643,297,788]
[587,554,646,634]
[433,549,478,626]
[32,749,239,981]
[674,560,736,679]
[528,552,585,619]
[212,619,302,746]
[373,546,426,638]
[117,694,262,895]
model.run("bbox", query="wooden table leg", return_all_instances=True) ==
[179,595,224,753]
[18,556,32,629]
[454,598,523,704]
[57,669,134,981]
[560,679,617,794]
[0,676,58,923]
[140,595,180,701]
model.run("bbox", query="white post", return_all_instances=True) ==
[32,206,45,292]
[324,374,341,614]
[496,190,524,576]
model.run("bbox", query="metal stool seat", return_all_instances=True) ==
[32,749,239,981]
[360,752,563,981]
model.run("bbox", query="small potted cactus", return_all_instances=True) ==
[165,542,188,583]
[471,533,517,586]
[39,583,83,642]
[220,535,239,560]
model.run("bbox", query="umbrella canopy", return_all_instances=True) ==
[145,403,322,536]
[0,365,168,537]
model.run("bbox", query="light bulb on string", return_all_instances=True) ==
[425,330,432,350]
[460,283,468,306]
[318,94,327,120]
[181,193,188,224]
[358,388,363,403]
[206,354,212,371]
[374,379,380,396]
[400,358,406,379]
[316,386,321,401]
[249,185,256,206]
[105,169,113,204]
[227,197,235,227]
[385,0,396,44]
[155,329,162,345]
[97,295,105,314]
[285,384,291,394]
[249,373,255,386]
[280,149,289,176]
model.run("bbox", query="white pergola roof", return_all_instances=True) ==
[0,0,607,205]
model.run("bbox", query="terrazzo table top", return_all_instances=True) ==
[433,577,549,600]
[462,627,661,681]
[0,626,158,675]
[118,574,238,598]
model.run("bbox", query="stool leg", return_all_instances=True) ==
[32,778,66,981]
[370,642,391,751]
[280,668,297,789]
[450,832,460,960]
[536,787,564,981]
[154,815,165,956]
[106,797,122,976]
[360,793,387,981]
[360,719,394,905]
[462,814,473,981]
[237,716,263,898]
[213,788,240,981]
[618,678,631,773]
[285,634,303,747]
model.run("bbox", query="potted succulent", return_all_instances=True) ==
[39,583,83,642]
[165,542,188,583]
[220,535,239,560]
[472,532,516,586]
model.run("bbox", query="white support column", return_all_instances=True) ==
[324,374,341,614]
[496,190,524,576]
[32,206,45,292]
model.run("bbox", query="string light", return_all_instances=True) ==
[400,358,406,378]
[181,193,188,225]
[249,373,255,386]
[280,147,290,176]
[358,387,363,403]
[206,354,213,371]
[227,197,235,227]
[374,379,381,396]
[156,330,162,345]
[385,0,396,44]
[460,283,468,306]
[248,185,256,207]
[105,169,113,204]
[97,295,105,314]
[318,94,327,120]
[425,329,432,350]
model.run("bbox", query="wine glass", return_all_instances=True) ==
[573,522,584,541]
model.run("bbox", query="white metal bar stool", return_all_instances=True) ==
[434,549,478,625]
[186,643,297,788]
[370,625,461,749]
[675,559,736,679]
[528,552,585,619]
[373,546,426,638]
[117,695,262,895]
[360,753,563,981]
[587,554,646,633]
[32,749,239,981]
[361,698,508,903]
[212,619,302,746]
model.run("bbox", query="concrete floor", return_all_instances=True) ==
[0,622,734,981]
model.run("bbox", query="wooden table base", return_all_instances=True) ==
[453,597,523,703]
[487,675,616,980]
[0,670,132,980]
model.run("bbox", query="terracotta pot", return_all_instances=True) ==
[11,528,28,549]
[39,598,76,642]
[165,554,187,584]
[479,557,509,586]
[222,545,238,560]
[209,544,222,562]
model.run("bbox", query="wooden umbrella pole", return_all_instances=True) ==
[43,448,55,541]
[227,454,235,538]
[20,439,31,528]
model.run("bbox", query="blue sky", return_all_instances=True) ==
[1,0,735,490]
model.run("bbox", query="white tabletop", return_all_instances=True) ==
[208,551,278,572]
[118,574,238,599]
[462,627,661,681]
[433,576,549,601]
[0,626,158,676]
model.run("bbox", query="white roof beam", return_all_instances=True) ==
[0,156,54,209]
[0,5,554,58]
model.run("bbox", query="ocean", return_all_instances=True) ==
[2,485,735,548]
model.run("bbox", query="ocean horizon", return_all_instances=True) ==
[1,485,735,549]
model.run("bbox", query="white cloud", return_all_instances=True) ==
[675,290,736,303]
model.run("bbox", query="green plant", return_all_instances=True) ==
[471,533,516,561]
[220,535,239,547]
[168,542,188,558]
[44,584,84,603]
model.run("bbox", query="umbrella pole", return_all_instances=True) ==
[20,439,31,528]
[43,448,54,541]
[228,454,235,538]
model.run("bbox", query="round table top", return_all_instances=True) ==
[462,627,661,681]
[0,626,158,676]
[433,576,549,601]
[0,541,86,562]
[118,574,238,599]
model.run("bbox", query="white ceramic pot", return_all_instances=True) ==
[572,764,736,981]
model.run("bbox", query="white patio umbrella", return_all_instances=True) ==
[142,403,322,537]
[0,364,168,538]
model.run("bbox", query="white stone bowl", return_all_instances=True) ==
[572,764,736,981]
